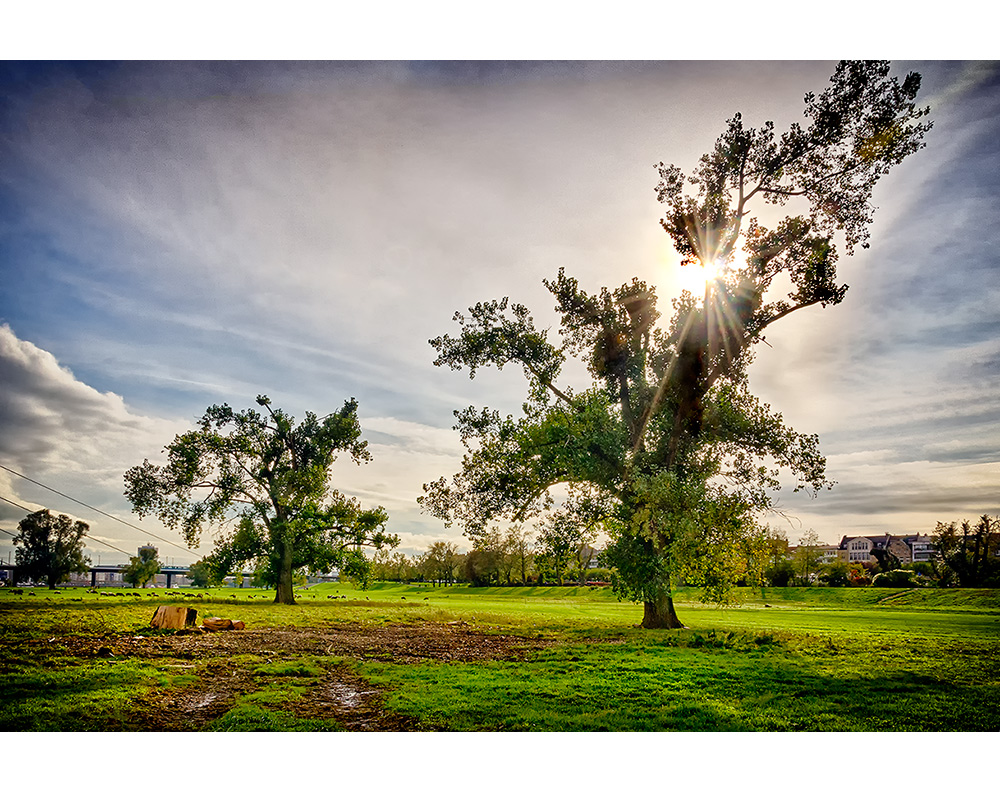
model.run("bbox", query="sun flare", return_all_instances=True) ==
[676,259,723,295]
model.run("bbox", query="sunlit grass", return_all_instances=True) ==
[359,636,1000,731]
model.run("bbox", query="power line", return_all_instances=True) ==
[0,493,135,557]
[0,463,202,558]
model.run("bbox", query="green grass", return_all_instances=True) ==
[253,660,326,677]
[359,628,999,731]
[207,703,339,731]
[2,583,998,731]
[0,656,166,731]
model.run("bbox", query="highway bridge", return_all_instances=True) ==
[0,563,193,588]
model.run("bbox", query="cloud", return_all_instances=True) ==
[360,416,463,456]
[0,324,185,476]
[0,324,195,559]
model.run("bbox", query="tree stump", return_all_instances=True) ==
[150,605,198,629]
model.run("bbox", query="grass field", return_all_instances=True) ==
[1,582,998,731]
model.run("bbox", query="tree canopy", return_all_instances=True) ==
[420,61,931,627]
[13,509,91,589]
[125,395,398,604]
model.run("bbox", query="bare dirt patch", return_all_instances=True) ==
[38,621,546,731]
[52,620,543,663]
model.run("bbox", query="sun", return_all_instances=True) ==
[676,259,724,296]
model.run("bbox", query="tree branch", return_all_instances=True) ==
[523,360,577,409]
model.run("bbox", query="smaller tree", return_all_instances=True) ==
[933,516,1000,587]
[187,558,221,588]
[13,509,90,589]
[123,545,161,588]
[536,510,593,586]
[125,395,397,605]
[765,558,795,587]
[422,541,460,586]
[506,524,534,585]
[793,528,824,583]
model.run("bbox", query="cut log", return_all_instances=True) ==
[201,617,246,631]
[151,605,198,630]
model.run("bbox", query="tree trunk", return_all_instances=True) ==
[641,593,684,629]
[274,540,296,605]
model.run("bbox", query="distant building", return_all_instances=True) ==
[819,544,844,563]
[837,533,936,564]
[900,534,936,563]
[839,535,889,563]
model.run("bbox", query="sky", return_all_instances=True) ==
[1,59,999,566]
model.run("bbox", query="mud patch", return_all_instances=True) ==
[52,621,544,731]
[136,661,261,731]
[285,667,420,731]
[48,621,544,664]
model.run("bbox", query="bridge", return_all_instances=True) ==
[87,564,192,588]
[0,563,193,588]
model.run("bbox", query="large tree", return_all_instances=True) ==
[124,395,398,604]
[13,509,90,589]
[420,61,931,628]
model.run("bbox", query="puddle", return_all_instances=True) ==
[190,692,219,710]
[325,680,377,710]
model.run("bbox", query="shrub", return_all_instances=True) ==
[872,569,919,587]
[586,568,613,583]
[819,559,851,587]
